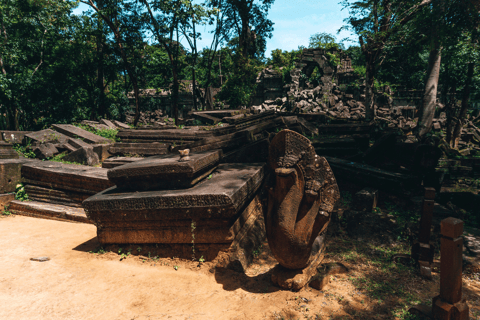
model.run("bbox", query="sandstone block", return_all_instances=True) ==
[107,149,222,190]
[63,146,99,166]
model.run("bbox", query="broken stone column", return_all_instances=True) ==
[266,129,340,291]
[432,218,470,320]
[411,187,436,279]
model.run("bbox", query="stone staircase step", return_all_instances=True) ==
[9,200,91,224]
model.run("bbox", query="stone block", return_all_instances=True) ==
[0,141,19,159]
[101,157,144,169]
[109,142,169,156]
[67,137,90,149]
[33,143,58,160]
[432,295,470,320]
[112,120,131,129]
[83,163,265,244]
[1,131,32,144]
[99,119,117,129]
[441,218,464,239]
[63,146,99,166]
[51,124,110,144]
[92,144,112,161]
[107,149,222,190]
[9,200,91,224]
[25,185,88,207]
[21,161,113,194]
[353,188,378,212]
[25,129,69,145]
[0,160,22,193]
[0,193,15,209]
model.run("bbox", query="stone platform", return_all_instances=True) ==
[83,163,266,270]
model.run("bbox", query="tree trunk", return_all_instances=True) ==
[191,13,198,111]
[96,0,106,119]
[445,85,456,145]
[417,41,442,138]
[364,54,375,121]
[451,57,474,149]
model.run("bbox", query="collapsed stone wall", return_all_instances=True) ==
[252,48,368,119]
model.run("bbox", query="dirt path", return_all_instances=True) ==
[1,215,479,320]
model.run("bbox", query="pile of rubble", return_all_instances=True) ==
[125,109,175,126]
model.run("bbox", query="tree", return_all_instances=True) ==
[81,0,145,126]
[0,0,75,130]
[308,32,345,50]
[341,0,434,121]
[216,0,275,59]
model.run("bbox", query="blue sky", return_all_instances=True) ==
[72,0,356,57]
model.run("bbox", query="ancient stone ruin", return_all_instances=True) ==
[83,148,266,271]
[266,129,340,290]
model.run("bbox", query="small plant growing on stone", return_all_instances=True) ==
[137,246,142,253]
[191,220,196,261]
[198,256,205,263]
[173,265,179,271]
[15,184,29,201]
[2,204,12,216]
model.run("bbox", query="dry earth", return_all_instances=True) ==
[1,214,479,320]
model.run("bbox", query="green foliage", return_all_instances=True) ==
[267,48,303,83]
[48,152,82,165]
[217,54,260,107]
[308,32,345,50]
[75,124,119,142]
[15,184,29,201]
[12,143,36,159]
[2,204,12,216]
[89,246,106,254]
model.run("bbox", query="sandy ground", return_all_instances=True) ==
[1,215,479,320]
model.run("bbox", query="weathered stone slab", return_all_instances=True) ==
[24,185,88,207]
[81,120,110,131]
[102,157,145,169]
[99,119,117,129]
[9,200,91,224]
[83,163,265,244]
[25,129,69,145]
[21,161,114,194]
[33,143,58,160]
[51,124,110,144]
[109,142,168,156]
[0,141,19,159]
[86,193,260,244]
[107,149,222,190]
[116,128,212,143]
[113,120,131,129]
[67,137,90,149]
[192,112,221,125]
[1,131,32,143]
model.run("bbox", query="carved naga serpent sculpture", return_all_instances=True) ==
[266,129,340,269]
